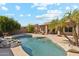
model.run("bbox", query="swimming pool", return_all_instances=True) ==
[15,35,66,56]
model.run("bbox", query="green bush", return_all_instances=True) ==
[0,16,21,34]
[27,24,34,33]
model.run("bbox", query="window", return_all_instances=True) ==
[65,27,72,32]
[69,27,73,32]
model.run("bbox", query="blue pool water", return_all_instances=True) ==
[15,35,66,56]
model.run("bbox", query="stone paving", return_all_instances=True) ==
[0,48,13,56]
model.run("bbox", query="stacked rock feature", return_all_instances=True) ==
[0,38,21,48]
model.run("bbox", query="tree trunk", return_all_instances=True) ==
[61,26,79,46]
[73,26,79,46]
[62,31,75,45]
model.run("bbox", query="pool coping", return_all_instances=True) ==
[11,46,29,56]
[4,33,31,56]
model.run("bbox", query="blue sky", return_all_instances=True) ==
[0,3,79,26]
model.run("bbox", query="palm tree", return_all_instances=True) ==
[58,14,76,45]
[48,19,59,34]
[59,9,79,46]
[69,9,79,46]
[48,9,79,46]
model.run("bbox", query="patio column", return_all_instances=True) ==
[76,25,79,37]
[57,27,61,36]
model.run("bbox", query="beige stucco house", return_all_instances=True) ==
[34,20,79,36]
[34,24,48,34]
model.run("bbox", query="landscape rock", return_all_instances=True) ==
[0,37,21,48]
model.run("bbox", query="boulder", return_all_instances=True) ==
[0,44,4,48]
[0,37,21,48]
[67,49,79,53]
[0,40,10,48]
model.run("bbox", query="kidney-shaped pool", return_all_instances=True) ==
[15,35,66,56]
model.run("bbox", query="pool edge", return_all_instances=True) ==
[11,46,29,56]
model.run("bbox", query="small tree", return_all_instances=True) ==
[27,24,34,33]
[0,16,21,35]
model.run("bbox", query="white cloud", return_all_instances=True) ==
[37,6,47,10]
[31,3,51,10]
[20,14,24,17]
[16,5,21,10]
[55,3,60,6]
[47,10,62,18]
[28,14,31,16]
[0,6,8,11]
[36,15,44,19]
[0,3,8,11]
[73,5,78,9]
[36,10,62,20]
[32,3,49,7]
[20,14,31,17]
[57,3,60,6]
[66,6,70,10]
[0,3,6,6]
[47,10,62,14]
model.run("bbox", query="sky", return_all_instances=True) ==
[0,3,79,26]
